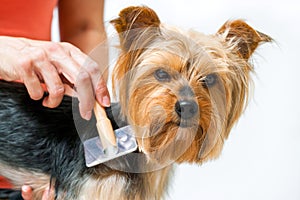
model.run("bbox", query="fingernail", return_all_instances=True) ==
[84,111,92,120]
[101,95,110,107]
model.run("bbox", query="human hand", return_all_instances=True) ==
[0,36,110,120]
[21,185,54,200]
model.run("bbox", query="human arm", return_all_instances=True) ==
[0,36,108,120]
[0,0,110,120]
[58,0,106,53]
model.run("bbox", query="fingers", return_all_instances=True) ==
[76,57,111,119]
[76,56,111,108]
[39,63,65,108]
[67,44,111,107]
[76,66,110,120]
[22,72,44,101]
[51,42,111,118]
[95,75,111,107]
[21,46,65,108]
[18,40,111,119]
[76,69,94,120]
[45,43,94,119]
[21,185,33,200]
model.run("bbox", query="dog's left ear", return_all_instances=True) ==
[110,6,161,51]
[218,20,272,60]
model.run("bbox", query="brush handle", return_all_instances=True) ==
[94,103,117,148]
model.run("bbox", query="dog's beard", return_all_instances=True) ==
[134,121,200,164]
[126,87,201,164]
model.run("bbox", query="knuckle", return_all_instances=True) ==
[49,86,65,98]
[60,42,74,49]
[18,57,33,73]
[86,61,100,75]
[34,48,46,58]
[31,48,47,62]
[95,84,108,95]
[77,71,90,83]
[46,42,63,53]
[60,42,82,54]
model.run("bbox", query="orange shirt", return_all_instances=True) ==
[0,0,58,188]
[0,0,58,40]
[0,176,12,188]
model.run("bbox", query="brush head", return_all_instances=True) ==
[83,125,137,167]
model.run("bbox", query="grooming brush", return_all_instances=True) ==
[59,73,137,167]
[83,103,137,167]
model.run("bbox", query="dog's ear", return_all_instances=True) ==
[110,6,161,51]
[218,20,272,60]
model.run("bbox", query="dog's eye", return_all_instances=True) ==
[203,73,218,88]
[154,69,171,82]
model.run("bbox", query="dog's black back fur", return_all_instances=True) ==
[0,80,82,169]
[0,80,127,197]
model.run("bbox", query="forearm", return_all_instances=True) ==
[64,27,109,82]
[60,27,107,54]
[58,0,107,80]
[58,0,105,54]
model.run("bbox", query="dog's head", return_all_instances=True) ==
[110,6,271,165]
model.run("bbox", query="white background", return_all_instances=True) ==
[53,1,300,199]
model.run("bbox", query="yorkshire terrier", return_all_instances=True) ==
[0,6,271,200]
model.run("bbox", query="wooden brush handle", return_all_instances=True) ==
[94,102,117,147]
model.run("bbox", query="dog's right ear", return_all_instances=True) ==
[217,20,272,60]
[110,6,161,51]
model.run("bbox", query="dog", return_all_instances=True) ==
[0,6,271,200]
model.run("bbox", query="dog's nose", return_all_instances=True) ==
[175,100,198,119]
